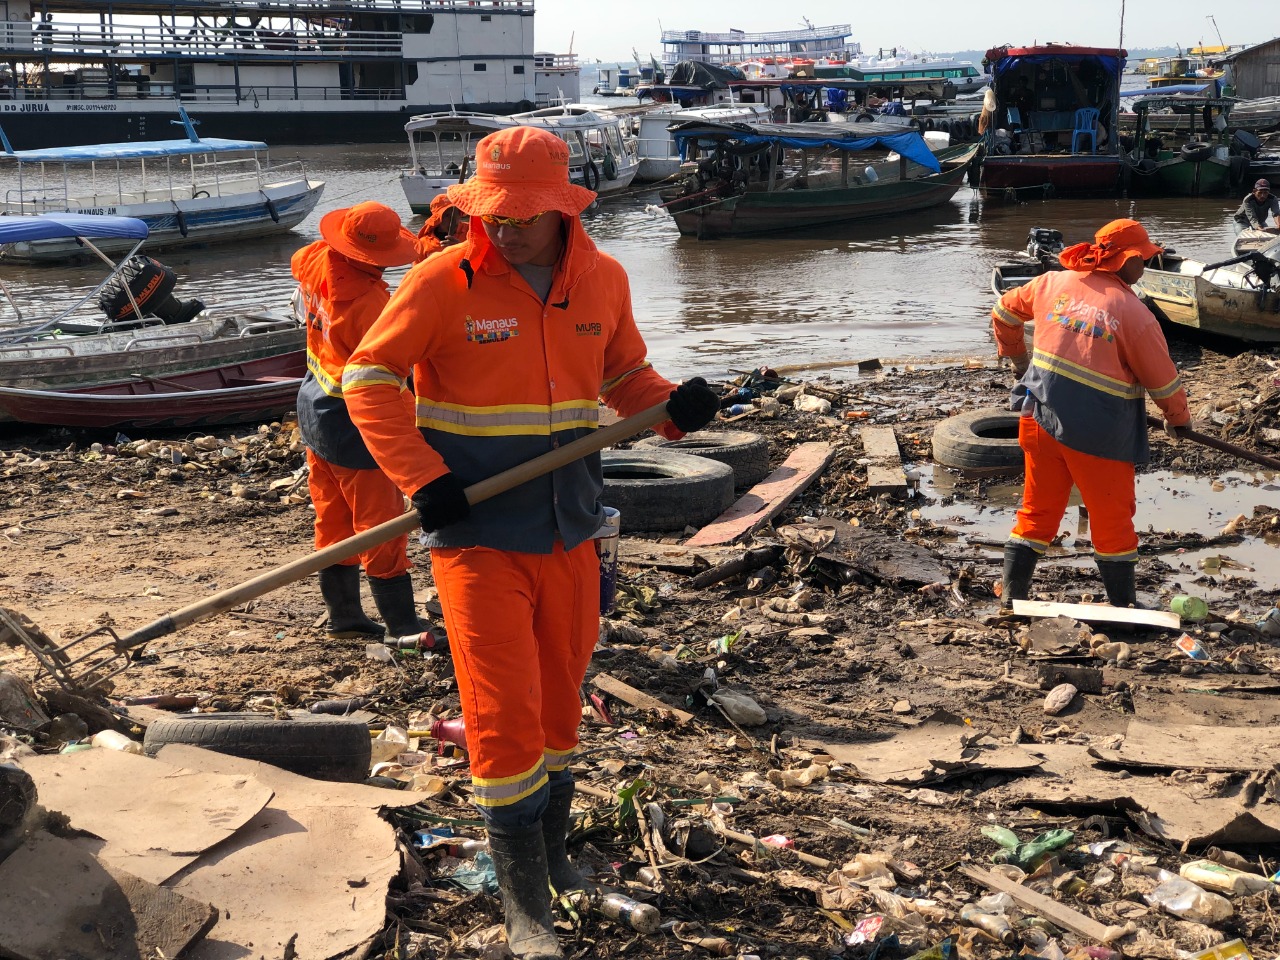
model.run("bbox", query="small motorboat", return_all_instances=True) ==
[990,227,1066,295]
[1234,227,1280,257]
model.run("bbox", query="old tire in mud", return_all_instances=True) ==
[143,712,372,782]
[634,430,770,488]
[931,408,1024,477]
[601,450,735,532]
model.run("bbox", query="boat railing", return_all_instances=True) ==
[238,319,302,337]
[23,22,405,60]
[123,329,213,351]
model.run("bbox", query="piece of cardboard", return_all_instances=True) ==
[0,832,216,960]
[805,711,1042,785]
[1091,719,1280,772]
[20,749,274,884]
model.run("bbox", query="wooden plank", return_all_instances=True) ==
[959,865,1116,943]
[1012,599,1180,630]
[592,673,695,725]
[860,426,905,494]
[684,442,835,547]
[111,869,219,960]
[618,538,739,572]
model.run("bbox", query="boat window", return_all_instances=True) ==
[473,63,487,72]
[513,65,525,74]
[561,135,584,161]
[605,125,623,154]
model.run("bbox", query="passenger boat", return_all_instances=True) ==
[979,44,1127,198]
[508,105,641,195]
[0,0,537,148]
[1121,97,1243,197]
[0,110,324,262]
[0,350,306,429]
[0,214,302,406]
[1135,241,1280,344]
[658,119,979,239]
[400,111,518,215]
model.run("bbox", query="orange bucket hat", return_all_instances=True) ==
[1058,218,1163,273]
[446,126,597,220]
[319,201,419,268]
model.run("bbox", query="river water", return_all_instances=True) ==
[1,140,1250,382]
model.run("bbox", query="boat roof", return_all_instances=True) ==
[3,138,270,163]
[0,213,149,243]
[670,120,940,171]
[516,110,616,129]
[988,45,1126,61]
[1120,82,1218,98]
[403,111,518,135]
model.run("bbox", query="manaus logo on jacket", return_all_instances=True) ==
[465,314,520,344]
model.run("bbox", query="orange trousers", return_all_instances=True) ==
[306,450,410,579]
[431,541,598,826]
[1011,417,1139,562]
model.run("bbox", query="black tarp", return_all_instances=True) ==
[665,60,745,89]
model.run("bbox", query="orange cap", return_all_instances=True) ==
[446,126,597,220]
[1058,218,1163,273]
[319,201,419,268]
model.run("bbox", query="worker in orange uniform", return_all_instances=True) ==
[344,126,718,959]
[294,201,424,638]
[414,193,468,263]
[991,218,1191,609]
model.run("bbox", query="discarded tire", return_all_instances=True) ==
[142,712,372,782]
[601,450,735,532]
[634,430,771,488]
[931,408,1024,476]
[1180,141,1213,163]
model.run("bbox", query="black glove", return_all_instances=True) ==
[411,473,471,532]
[667,377,719,433]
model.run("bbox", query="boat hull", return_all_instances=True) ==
[980,155,1122,197]
[0,350,307,429]
[1137,268,1280,343]
[1125,156,1232,197]
[2,184,325,263]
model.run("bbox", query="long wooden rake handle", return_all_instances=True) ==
[121,401,673,648]
[1146,414,1280,472]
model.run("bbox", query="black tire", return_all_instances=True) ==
[931,408,1025,476]
[601,450,735,532]
[143,711,372,782]
[1180,141,1213,163]
[635,430,771,488]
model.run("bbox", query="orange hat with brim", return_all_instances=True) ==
[446,126,597,220]
[1058,218,1163,273]
[319,201,419,268]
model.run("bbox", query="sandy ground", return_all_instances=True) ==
[3,343,1280,959]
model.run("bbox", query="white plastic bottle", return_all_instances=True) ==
[89,730,144,755]
[1145,873,1233,922]
[1179,859,1275,896]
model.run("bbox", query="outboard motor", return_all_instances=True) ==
[1025,227,1065,262]
[98,255,205,326]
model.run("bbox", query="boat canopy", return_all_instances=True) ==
[403,111,518,136]
[0,214,149,243]
[3,138,270,163]
[1119,82,1218,98]
[670,120,941,172]
[988,47,1126,81]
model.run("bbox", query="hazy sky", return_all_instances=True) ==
[536,1,1256,62]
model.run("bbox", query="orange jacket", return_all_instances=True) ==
[993,269,1190,463]
[344,215,679,553]
[293,241,404,469]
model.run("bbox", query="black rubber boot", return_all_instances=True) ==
[318,565,382,638]
[368,573,427,638]
[543,781,594,895]
[1001,542,1040,608]
[488,822,564,960]
[1097,559,1139,608]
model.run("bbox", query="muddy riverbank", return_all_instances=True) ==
[2,341,1280,959]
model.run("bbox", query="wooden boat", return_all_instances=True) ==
[658,119,980,239]
[1234,229,1280,257]
[0,350,306,429]
[1134,242,1280,343]
[0,109,325,263]
[0,214,303,406]
[979,45,1127,198]
[990,228,1066,295]
[1121,97,1242,197]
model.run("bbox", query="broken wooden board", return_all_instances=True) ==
[787,516,950,586]
[593,672,695,725]
[19,748,274,885]
[684,442,835,547]
[1012,599,1179,630]
[804,711,1041,785]
[960,865,1117,943]
[0,832,217,960]
[1089,719,1280,772]
[860,425,905,494]
[619,538,739,573]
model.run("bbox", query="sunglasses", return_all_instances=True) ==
[480,212,545,228]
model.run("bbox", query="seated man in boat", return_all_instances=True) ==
[293,201,427,641]
[1234,179,1280,235]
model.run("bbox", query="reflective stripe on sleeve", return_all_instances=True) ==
[602,361,654,394]
[342,364,405,392]
[1147,375,1184,400]
[993,303,1027,329]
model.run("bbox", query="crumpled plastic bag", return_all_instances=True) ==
[710,689,767,726]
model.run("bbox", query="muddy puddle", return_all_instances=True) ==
[918,464,1280,595]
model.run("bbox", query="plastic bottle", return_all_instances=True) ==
[1145,874,1233,922]
[597,891,661,933]
[864,165,879,182]
[959,906,1015,945]
[1179,858,1275,896]
[1256,607,1280,638]
[89,730,144,755]
[430,717,468,752]
[1170,595,1209,622]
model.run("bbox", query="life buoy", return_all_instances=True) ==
[582,160,600,192]
[602,148,619,181]
[265,198,280,222]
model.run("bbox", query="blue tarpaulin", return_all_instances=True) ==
[4,138,269,163]
[0,214,149,244]
[672,120,940,172]
[993,52,1125,80]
